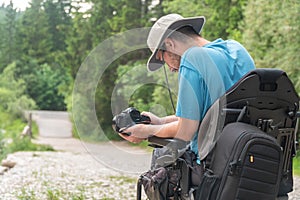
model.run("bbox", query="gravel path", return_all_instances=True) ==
[0,151,144,200]
[1,140,299,200]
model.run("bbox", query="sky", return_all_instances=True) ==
[0,0,92,12]
[1,0,157,13]
[0,0,30,11]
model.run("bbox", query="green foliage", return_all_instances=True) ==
[7,59,70,112]
[0,1,17,69]
[17,188,37,200]
[16,0,52,64]
[25,63,70,110]
[113,61,155,112]
[0,62,36,117]
[69,0,151,141]
[163,0,247,41]
[0,132,5,161]
[113,61,177,118]
[44,0,72,52]
[65,5,93,79]
[151,67,178,116]
[6,134,53,154]
[293,154,300,176]
[0,1,71,113]
[0,108,53,161]
[109,0,144,32]
[0,1,19,71]
[163,0,203,17]
[242,0,300,95]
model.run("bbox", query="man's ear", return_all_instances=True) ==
[164,38,176,52]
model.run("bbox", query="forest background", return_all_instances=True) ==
[0,0,299,150]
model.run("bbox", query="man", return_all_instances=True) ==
[120,13,255,159]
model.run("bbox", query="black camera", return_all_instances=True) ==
[112,107,151,135]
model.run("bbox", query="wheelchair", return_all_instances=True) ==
[137,68,300,200]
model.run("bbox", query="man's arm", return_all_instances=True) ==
[120,117,199,143]
[175,117,199,141]
[141,112,178,125]
[119,121,178,143]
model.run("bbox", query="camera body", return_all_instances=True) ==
[112,107,151,134]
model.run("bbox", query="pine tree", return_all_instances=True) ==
[0,1,18,71]
[16,0,52,64]
[44,0,72,52]
[64,1,93,78]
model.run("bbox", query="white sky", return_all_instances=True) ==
[1,0,157,13]
[0,0,30,11]
[0,0,92,12]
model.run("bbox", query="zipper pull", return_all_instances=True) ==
[229,160,241,175]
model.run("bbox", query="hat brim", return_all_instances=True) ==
[147,16,205,72]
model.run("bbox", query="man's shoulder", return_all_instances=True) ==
[183,46,215,59]
[181,47,215,70]
[205,38,242,49]
[205,39,251,59]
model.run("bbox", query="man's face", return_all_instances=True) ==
[156,46,181,72]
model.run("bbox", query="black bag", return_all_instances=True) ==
[137,149,202,200]
[137,167,170,200]
[196,122,283,200]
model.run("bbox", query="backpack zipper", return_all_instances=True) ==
[215,130,249,200]
[217,134,281,200]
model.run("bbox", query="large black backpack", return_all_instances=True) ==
[196,122,283,200]
[196,68,299,200]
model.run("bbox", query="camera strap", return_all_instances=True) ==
[163,64,176,113]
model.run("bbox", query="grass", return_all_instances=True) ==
[14,177,136,200]
[16,187,88,200]
[293,154,300,176]
[17,188,37,200]
[0,110,54,162]
[108,175,136,184]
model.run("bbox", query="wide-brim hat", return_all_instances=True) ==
[147,14,205,71]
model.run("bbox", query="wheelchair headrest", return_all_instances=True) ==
[254,69,285,91]
[251,68,285,84]
[226,68,299,107]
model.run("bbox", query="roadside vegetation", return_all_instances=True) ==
[0,62,52,162]
[0,109,53,162]
[294,154,300,176]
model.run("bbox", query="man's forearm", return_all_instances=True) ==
[160,115,178,124]
[147,121,178,138]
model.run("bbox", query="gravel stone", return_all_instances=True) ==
[0,150,299,200]
[0,151,145,200]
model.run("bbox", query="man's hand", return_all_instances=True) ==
[118,114,185,144]
[119,124,150,143]
[118,132,145,143]
[141,111,162,125]
[141,112,178,125]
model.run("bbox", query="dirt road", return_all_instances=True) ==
[31,110,152,174]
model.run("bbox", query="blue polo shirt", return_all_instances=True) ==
[175,38,255,157]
